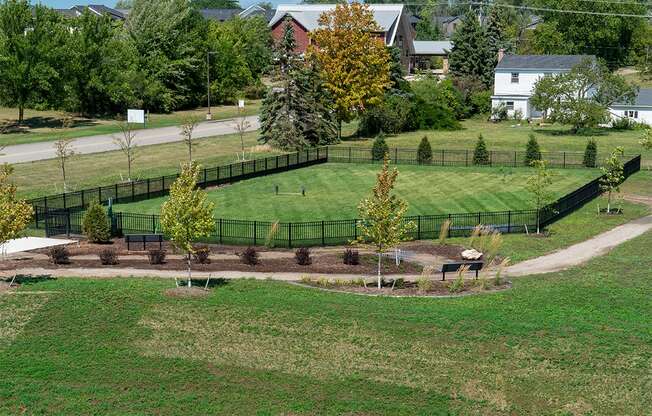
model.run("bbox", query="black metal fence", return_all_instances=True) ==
[32,148,642,247]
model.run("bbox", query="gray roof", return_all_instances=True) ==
[614,88,652,107]
[200,8,242,21]
[270,4,406,45]
[413,40,452,55]
[496,55,595,71]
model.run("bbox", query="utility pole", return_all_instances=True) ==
[206,51,217,120]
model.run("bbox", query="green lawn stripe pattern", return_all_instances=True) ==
[114,163,601,222]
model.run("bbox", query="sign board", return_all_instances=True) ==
[127,109,145,124]
[238,99,245,109]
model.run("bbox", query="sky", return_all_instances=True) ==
[40,0,300,8]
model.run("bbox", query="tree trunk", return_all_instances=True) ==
[377,253,381,289]
[338,119,342,142]
[18,105,24,125]
[187,253,192,288]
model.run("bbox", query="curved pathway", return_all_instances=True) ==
[2,196,651,281]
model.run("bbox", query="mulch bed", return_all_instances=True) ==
[402,242,466,260]
[297,279,511,297]
[1,253,423,275]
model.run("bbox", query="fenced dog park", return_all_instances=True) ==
[27,147,641,247]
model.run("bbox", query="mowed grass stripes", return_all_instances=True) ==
[114,163,601,221]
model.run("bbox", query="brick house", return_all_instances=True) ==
[268,4,415,70]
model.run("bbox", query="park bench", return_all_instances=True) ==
[440,261,484,281]
[125,234,163,251]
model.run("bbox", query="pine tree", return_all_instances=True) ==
[448,9,494,89]
[485,7,512,73]
[583,139,598,168]
[295,61,338,146]
[372,133,389,161]
[82,201,111,243]
[417,136,432,164]
[524,134,542,166]
[473,134,490,165]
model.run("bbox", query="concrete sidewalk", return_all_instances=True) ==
[0,116,259,164]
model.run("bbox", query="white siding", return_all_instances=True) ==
[609,106,652,125]
[492,97,530,118]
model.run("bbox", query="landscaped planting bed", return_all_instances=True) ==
[114,163,601,221]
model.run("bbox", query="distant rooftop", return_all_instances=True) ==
[614,88,652,107]
[496,55,595,71]
[413,40,452,55]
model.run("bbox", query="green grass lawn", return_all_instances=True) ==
[0,101,261,147]
[2,230,651,414]
[114,163,601,221]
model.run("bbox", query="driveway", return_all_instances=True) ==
[0,116,260,164]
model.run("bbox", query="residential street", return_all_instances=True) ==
[0,115,260,164]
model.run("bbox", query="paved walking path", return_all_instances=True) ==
[506,195,652,276]
[2,196,651,282]
[0,116,260,164]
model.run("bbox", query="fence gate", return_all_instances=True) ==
[44,209,72,237]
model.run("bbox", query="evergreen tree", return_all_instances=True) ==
[372,133,389,161]
[295,62,338,146]
[82,201,111,243]
[415,8,442,41]
[485,7,512,74]
[583,138,598,168]
[417,136,433,164]
[448,9,494,89]
[524,134,542,166]
[473,134,490,165]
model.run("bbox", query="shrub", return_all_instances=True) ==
[512,109,524,121]
[583,138,598,168]
[473,134,490,165]
[82,201,111,243]
[295,247,312,265]
[343,248,359,265]
[469,90,492,114]
[48,246,70,265]
[448,274,465,293]
[357,93,416,136]
[391,277,405,289]
[148,249,166,265]
[193,245,211,264]
[417,136,432,164]
[438,219,451,245]
[491,103,508,121]
[524,134,542,166]
[99,248,118,265]
[240,246,258,265]
[612,116,636,130]
[371,133,389,161]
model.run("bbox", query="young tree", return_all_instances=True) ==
[599,147,625,214]
[160,162,216,287]
[113,122,139,181]
[357,156,415,288]
[524,134,542,166]
[180,116,200,163]
[417,136,433,164]
[531,58,638,132]
[640,128,652,151]
[473,134,490,165]
[309,2,391,139]
[583,139,598,168]
[54,137,75,192]
[371,134,389,161]
[448,9,494,89]
[526,160,556,234]
[233,104,251,161]
[0,164,33,261]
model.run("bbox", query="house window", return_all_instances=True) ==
[625,110,638,119]
[506,101,515,111]
[511,73,519,83]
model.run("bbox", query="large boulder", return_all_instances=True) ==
[461,249,483,261]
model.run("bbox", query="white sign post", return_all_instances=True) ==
[127,109,146,126]
[238,99,245,109]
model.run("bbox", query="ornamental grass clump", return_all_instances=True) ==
[99,248,118,265]
[240,247,259,266]
[295,247,312,265]
[48,246,70,265]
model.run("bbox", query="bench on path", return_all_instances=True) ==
[440,261,484,281]
[125,234,163,251]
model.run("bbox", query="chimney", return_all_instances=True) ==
[498,48,505,63]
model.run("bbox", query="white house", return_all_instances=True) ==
[609,88,652,125]
[491,54,595,119]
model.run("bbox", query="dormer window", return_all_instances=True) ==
[511,73,519,84]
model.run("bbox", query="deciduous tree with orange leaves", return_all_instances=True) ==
[308,2,391,139]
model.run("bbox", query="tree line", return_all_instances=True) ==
[0,0,272,123]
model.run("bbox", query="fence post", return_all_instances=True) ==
[514,151,517,167]
[81,189,85,208]
[204,167,207,184]
[131,181,135,202]
[265,157,268,171]
[448,213,452,237]
[394,148,398,163]
[115,184,118,202]
[253,221,257,245]
[507,211,511,233]
[63,192,66,209]
[98,187,102,203]
[288,222,292,248]
[466,150,469,167]
[146,178,150,199]
[321,220,325,246]
[152,214,156,233]
[489,151,493,167]
[563,152,566,169]
[353,219,357,240]
[441,149,444,166]
[417,215,421,240]
[287,153,290,168]
[219,219,223,244]
[349,147,352,163]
